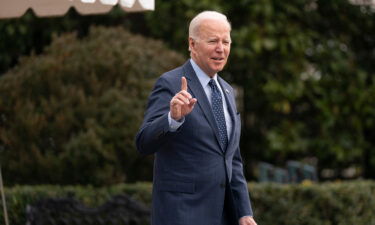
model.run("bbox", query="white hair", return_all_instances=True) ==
[189,11,231,40]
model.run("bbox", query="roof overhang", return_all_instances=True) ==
[0,0,154,19]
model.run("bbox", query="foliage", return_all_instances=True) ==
[0,181,374,225]
[223,0,375,179]
[1,0,375,180]
[0,7,149,74]
[143,0,375,179]
[0,183,152,225]
[0,26,185,185]
[252,181,375,225]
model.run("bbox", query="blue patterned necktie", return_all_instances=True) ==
[208,79,228,150]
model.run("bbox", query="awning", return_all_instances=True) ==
[349,0,375,9]
[0,0,154,19]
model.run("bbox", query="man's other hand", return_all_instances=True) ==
[239,216,257,225]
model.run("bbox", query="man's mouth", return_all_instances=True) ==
[211,57,224,61]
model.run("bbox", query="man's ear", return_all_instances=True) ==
[188,37,194,52]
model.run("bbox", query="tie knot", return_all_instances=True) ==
[209,79,218,89]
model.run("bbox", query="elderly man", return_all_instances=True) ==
[136,11,257,225]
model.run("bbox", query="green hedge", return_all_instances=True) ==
[1,181,374,225]
[253,181,375,225]
[0,26,184,185]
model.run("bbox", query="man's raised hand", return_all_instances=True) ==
[170,76,197,121]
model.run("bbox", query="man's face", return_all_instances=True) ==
[189,19,231,78]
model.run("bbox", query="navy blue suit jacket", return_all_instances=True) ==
[136,60,253,225]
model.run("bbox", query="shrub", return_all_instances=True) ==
[0,26,185,185]
[251,181,375,225]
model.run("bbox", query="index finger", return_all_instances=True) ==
[181,76,188,91]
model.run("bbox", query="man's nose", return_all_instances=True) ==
[215,42,224,52]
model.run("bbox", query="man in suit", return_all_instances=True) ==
[136,11,257,225]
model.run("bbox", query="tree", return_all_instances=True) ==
[224,0,375,179]
[144,0,375,179]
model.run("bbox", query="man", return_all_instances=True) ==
[136,11,257,225]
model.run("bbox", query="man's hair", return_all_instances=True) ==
[188,11,231,40]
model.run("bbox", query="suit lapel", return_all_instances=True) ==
[218,77,237,153]
[182,61,224,153]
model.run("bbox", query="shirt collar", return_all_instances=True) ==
[190,58,218,88]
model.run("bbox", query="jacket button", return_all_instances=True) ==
[220,183,226,188]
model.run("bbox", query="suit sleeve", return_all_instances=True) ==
[135,76,178,155]
[231,147,254,218]
[228,95,253,217]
